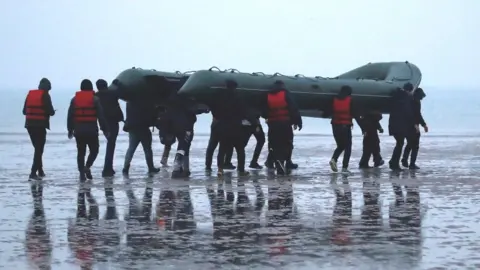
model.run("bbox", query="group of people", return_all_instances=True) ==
[23,77,426,180]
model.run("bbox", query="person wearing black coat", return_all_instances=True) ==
[388,83,418,170]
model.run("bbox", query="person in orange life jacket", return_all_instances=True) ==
[401,87,427,169]
[261,80,302,175]
[23,78,56,180]
[388,83,417,170]
[358,111,385,168]
[208,79,255,176]
[67,79,109,181]
[95,79,124,177]
[327,85,362,174]
[264,136,299,170]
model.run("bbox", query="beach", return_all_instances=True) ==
[1,130,480,269]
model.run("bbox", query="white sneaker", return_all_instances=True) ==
[329,159,338,172]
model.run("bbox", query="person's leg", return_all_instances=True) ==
[139,128,158,173]
[123,131,140,175]
[205,126,219,170]
[342,127,352,170]
[233,132,247,174]
[389,135,405,170]
[103,122,119,176]
[250,125,265,168]
[75,135,88,180]
[84,135,100,179]
[359,135,372,168]
[283,124,294,174]
[401,140,412,168]
[217,139,232,176]
[172,130,193,177]
[408,133,421,169]
[371,133,384,166]
[330,124,346,172]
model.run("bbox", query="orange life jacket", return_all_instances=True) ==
[332,96,352,125]
[267,90,290,122]
[74,91,97,122]
[25,90,47,120]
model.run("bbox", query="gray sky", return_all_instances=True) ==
[1,0,478,90]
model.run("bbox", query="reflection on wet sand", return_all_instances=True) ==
[67,182,99,270]
[25,181,52,270]
[330,174,353,246]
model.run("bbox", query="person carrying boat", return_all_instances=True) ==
[327,85,361,174]
[205,116,237,171]
[264,141,299,170]
[209,79,254,176]
[161,93,204,178]
[155,105,176,167]
[121,99,160,176]
[23,78,56,180]
[67,79,109,181]
[358,111,385,168]
[95,79,124,177]
[261,80,302,175]
[388,83,417,170]
[401,87,427,169]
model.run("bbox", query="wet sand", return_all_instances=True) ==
[1,133,480,270]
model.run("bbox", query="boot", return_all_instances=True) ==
[286,161,298,170]
[264,150,274,169]
[37,168,46,178]
[122,167,129,177]
[401,159,409,168]
[373,159,385,167]
[249,161,262,169]
[29,171,40,181]
[329,159,338,172]
[161,145,171,167]
[172,153,185,178]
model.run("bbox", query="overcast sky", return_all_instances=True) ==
[0,0,478,90]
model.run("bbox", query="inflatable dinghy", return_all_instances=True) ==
[177,62,422,115]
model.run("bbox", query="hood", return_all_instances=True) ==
[80,79,94,91]
[413,87,426,101]
[337,85,352,99]
[96,79,108,91]
[38,78,51,91]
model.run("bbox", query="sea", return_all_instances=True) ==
[0,88,480,270]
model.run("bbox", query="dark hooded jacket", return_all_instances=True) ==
[95,79,124,123]
[67,79,109,136]
[260,82,302,127]
[23,78,56,129]
[124,101,156,132]
[160,95,201,134]
[412,88,426,127]
[359,112,383,134]
[388,88,416,136]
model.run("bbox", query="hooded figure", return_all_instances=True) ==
[95,79,124,177]
[387,83,417,170]
[23,78,56,180]
[401,87,427,169]
[67,79,109,180]
[261,80,302,175]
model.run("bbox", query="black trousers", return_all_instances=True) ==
[268,122,293,162]
[75,135,100,172]
[205,125,220,168]
[27,127,47,173]
[174,130,193,156]
[217,125,246,171]
[402,132,420,165]
[331,124,352,169]
[359,132,382,166]
[103,122,119,171]
[225,124,265,165]
[390,134,415,166]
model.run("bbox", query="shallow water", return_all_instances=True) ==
[1,133,480,270]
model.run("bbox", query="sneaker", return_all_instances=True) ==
[389,161,401,170]
[122,168,129,176]
[205,167,212,172]
[341,168,352,175]
[79,172,87,181]
[329,159,338,172]
[238,170,250,176]
[223,163,236,170]
[160,157,169,167]
[102,169,115,177]
[149,167,160,174]
[37,169,46,178]
[249,162,263,169]
[264,161,274,169]
[84,167,93,180]
[401,159,409,168]
[29,173,40,181]
[286,162,298,170]
[374,160,385,167]
[409,164,420,170]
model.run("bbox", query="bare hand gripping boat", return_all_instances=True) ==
[109,61,422,117]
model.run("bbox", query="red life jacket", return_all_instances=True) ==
[332,96,352,125]
[74,91,97,122]
[25,90,47,120]
[267,90,290,122]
